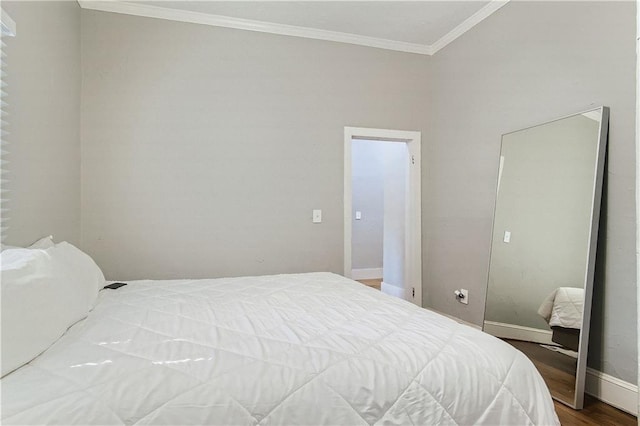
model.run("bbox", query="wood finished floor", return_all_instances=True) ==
[356,278,381,290]
[554,395,636,426]
[355,280,637,425]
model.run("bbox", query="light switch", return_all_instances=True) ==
[503,231,511,243]
[312,209,322,223]
[355,211,362,220]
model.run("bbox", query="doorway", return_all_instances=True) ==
[343,127,422,306]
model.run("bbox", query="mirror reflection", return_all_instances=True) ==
[484,107,608,409]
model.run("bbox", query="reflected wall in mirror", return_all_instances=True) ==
[483,107,609,410]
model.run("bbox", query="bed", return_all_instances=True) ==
[538,287,584,351]
[1,244,559,425]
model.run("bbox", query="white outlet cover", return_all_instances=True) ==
[460,289,469,305]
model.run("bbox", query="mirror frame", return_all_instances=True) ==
[483,106,609,410]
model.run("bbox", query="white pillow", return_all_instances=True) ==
[28,235,55,250]
[0,242,106,377]
[1,235,54,251]
[1,249,85,377]
[47,242,105,310]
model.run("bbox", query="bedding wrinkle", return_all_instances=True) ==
[246,359,345,424]
[319,383,372,426]
[466,356,525,426]
[135,385,260,426]
[4,364,126,425]
[371,327,460,426]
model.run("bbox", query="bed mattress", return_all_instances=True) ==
[538,287,584,329]
[1,272,558,425]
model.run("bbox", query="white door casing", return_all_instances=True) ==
[344,127,422,306]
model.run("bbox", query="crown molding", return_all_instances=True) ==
[78,1,431,55]
[78,0,511,56]
[430,0,509,55]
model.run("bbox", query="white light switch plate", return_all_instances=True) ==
[355,211,362,220]
[503,231,511,243]
[312,209,322,223]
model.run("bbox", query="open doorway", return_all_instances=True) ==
[344,127,422,306]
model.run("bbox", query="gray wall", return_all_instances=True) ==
[3,1,81,247]
[80,10,429,280]
[351,140,384,270]
[485,114,600,330]
[423,1,637,384]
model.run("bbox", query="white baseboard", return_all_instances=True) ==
[585,368,638,416]
[483,320,554,345]
[351,268,383,280]
[381,281,409,300]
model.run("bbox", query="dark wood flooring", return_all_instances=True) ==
[554,395,636,426]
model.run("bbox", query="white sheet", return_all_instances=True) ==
[537,287,584,329]
[1,273,558,425]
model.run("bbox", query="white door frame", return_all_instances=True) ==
[344,126,423,306]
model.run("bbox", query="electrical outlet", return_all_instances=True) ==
[460,289,469,305]
[454,289,469,305]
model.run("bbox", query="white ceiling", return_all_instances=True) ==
[138,1,490,45]
[79,1,509,55]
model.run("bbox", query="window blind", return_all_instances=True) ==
[0,9,15,245]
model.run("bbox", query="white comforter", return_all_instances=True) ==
[2,273,558,425]
[537,287,584,329]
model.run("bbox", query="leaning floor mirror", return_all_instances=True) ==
[483,107,609,409]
